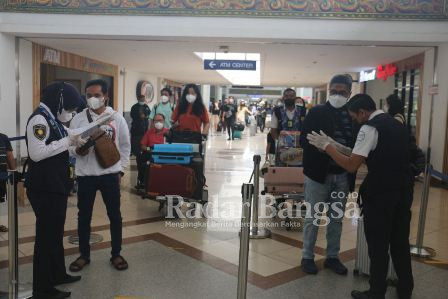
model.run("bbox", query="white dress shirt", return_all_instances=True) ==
[26,103,70,162]
[70,107,131,176]
[352,110,385,158]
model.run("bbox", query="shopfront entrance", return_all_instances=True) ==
[33,43,119,110]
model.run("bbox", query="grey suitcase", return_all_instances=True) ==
[353,217,398,285]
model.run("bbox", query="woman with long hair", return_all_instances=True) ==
[384,94,405,124]
[171,83,210,136]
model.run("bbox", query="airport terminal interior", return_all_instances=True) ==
[1,2,448,299]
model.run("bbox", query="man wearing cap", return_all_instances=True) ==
[25,82,83,299]
[299,74,357,275]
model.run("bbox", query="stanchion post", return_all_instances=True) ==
[237,184,253,299]
[410,47,438,258]
[5,171,33,299]
[249,155,271,239]
[7,171,18,298]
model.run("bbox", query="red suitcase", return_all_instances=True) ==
[264,167,304,194]
[146,164,197,198]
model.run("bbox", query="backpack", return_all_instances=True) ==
[154,103,174,114]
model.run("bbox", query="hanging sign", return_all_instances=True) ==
[204,60,256,71]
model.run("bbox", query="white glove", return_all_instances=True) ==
[318,130,352,156]
[307,131,331,151]
[66,128,86,147]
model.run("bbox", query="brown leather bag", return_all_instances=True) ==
[86,110,121,168]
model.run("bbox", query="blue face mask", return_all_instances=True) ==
[138,101,145,105]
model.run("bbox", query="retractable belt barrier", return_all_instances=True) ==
[8,137,26,142]
[429,166,448,183]
[249,155,271,239]
[0,171,32,299]
[237,155,273,298]
[237,183,253,299]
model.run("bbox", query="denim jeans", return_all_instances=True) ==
[77,174,122,258]
[302,173,349,260]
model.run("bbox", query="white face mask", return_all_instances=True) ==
[138,101,145,106]
[154,122,164,130]
[161,95,169,103]
[57,109,75,123]
[383,104,389,112]
[87,97,104,110]
[186,94,196,103]
[328,94,348,109]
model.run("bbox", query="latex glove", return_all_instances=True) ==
[67,129,79,147]
[77,137,88,148]
[318,130,352,156]
[307,131,331,151]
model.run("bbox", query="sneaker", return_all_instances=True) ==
[324,258,348,275]
[300,258,318,274]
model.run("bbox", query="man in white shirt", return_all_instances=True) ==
[68,79,131,272]
[307,94,413,299]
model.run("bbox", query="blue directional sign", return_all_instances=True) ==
[204,60,256,71]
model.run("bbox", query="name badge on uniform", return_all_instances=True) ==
[287,120,293,128]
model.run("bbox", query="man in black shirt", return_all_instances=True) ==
[307,94,413,299]
[130,95,151,157]
[300,74,355,276]
[221,98,237,140]
[0,133,15,232]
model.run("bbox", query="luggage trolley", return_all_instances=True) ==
[142,130,208,217]
[261,130,306,230]
[261,170,306,231]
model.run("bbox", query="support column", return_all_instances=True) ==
[201,84,211,109]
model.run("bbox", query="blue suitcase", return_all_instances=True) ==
[233,130,242,139]
[152,143,194,165]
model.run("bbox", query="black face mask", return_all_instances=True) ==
[284,98,295,107]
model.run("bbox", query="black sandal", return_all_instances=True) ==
[110,255,128,271]
[69,256,90,272]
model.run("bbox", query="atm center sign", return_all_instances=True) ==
[204,60,256,71]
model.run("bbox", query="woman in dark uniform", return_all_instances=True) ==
[25,82,83,299]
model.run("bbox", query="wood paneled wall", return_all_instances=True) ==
[32,43,119,109]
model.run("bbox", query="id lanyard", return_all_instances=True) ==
[38,105,68,139]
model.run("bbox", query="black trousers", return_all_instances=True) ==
[257,116,266,132]
[363,190,414,299]
[225,118,235,139]
[130,134,143,157]
[77,174,122,259]
[27,189,68,293]
[137,151,151,185]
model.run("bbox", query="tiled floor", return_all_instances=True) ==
[0,130,447,298]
